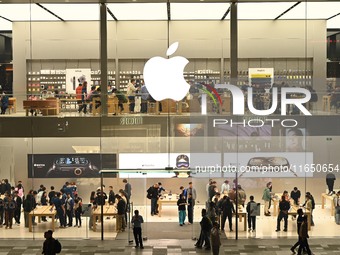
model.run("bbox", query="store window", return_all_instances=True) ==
[0,0,339,242]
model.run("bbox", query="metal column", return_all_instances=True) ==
[100,3,108,115]
[230,2,238,86]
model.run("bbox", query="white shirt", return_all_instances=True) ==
[126,82,137,96]
[221,183,230,195]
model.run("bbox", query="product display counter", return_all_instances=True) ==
[28,205,56,232]
[23,98,60,116]
[157,193,179,217]
[92,205,117,232]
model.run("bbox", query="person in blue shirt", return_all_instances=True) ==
[140,80,149,113]
[52,192,66,228]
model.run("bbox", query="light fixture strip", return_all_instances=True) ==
[327,12,340,20]
[107,7,118,21]
[36,3,65,21]
[221,6,230,20]
[274,1,301,20]
[0,15,12,22]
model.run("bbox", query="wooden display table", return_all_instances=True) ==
[92,205,117,231]
[60,98,78,111]
[92,97,127,115]
[321,193,335,216]
[157,193,179,217]
[289,206,312,230]
[28,205,56,232]
[233,206,247,231]
[8,97,17,114]
[23,98,60,116]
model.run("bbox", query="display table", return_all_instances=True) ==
[321,193,335,216]
[157,194,178,217]
[233,206,247,231]
[28,205,56,232]
[8,98,17,114]
[289,206,311,230]
[92,205,117,231]
[92,97,123,115]
[23,99,60,116]
[60,98,78,111]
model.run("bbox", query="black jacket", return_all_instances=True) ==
[200,215,212,232]
[147,186,159,199]
[222,199,235,215]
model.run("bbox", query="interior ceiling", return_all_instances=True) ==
[0,1,339,29]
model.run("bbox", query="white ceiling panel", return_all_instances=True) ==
[280,2,340,19]
[107,3,167,20]
[0,19,12,30]
[41,4,101,21]
[0,4,58,21]
[171,3,229,20]
[327,15,340,29]
[238,2,294,19]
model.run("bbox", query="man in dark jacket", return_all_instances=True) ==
[290,209,305,254]
[147,183,159,216]
[23,194,33,228]
[42,230,56,255]
[221,196,235,231]
[195,209,212,250]
[246,195,257,232]
[276,195,291,232]
[116,195,126,232]
[13,191,22,225]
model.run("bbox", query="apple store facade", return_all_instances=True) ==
[0,0,340,241]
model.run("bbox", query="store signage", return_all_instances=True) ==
[144,42,190,101]
[120,116,143,125]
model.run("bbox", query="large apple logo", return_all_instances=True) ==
[143,42,190,101]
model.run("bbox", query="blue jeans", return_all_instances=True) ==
[179,210,186,225]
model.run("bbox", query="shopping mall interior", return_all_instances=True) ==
[0,0,340,254]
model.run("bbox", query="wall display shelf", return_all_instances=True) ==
[119,70,143,92]
[91,70,116,87]
[184,69,220,86]
[224,58,314,88]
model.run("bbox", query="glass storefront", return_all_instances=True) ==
[0,1,339,242]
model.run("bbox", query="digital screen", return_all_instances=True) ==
[174,123,204,137]
[56,157,89,165]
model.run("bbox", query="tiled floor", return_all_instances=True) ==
[0,204,338,239]
[0,238,340,254]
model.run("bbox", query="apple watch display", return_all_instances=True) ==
[28,154,117,178]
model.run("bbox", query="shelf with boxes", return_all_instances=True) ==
[184,69,220,85]
[27,71,41,94]
[40,69,66,92]
[119,70,143,92]
[91,70,116,87]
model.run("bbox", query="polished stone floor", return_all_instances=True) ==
[0,238,340,255]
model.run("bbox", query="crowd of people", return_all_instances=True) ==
[1,177,340,254]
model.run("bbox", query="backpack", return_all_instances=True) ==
[54,239,62,254]
[146,187,153,199]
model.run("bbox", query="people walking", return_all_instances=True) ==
[131,210,144,249]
